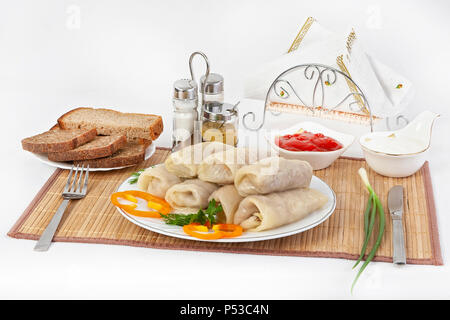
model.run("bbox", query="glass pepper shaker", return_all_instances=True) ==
[201,101,239,146]
[172,79,198,151]
[200,73,224,104]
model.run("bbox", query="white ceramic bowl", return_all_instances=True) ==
[359,145,428,178]
[265,121,355,170]
[358,111,439,178]
[359,131,429,178]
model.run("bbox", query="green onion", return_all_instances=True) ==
[351,168,386,293]
[353,194,375,269]
[363,194,373,240]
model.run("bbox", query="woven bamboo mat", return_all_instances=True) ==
[8,147,442,265]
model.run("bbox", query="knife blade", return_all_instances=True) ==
[388,185,406,264]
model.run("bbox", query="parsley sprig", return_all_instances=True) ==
[128,170,144,184]
[129,166,155,184]
[160,199,223,226]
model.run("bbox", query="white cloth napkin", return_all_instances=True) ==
[243,17,414,120]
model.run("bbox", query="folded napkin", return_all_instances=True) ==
[244,17,414,123]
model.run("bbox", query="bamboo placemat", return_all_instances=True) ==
[9,148,442,265]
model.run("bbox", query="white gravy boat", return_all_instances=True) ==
[359,111,440,177]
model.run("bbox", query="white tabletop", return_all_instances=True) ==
[1,0,450,299]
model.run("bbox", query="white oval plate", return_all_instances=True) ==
[114,169,337,243]
[32,143,156,172]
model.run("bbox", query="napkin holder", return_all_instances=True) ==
[242,63,376,133]
[243,17,414,132]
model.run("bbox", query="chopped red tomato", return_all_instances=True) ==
[275,131,343,152]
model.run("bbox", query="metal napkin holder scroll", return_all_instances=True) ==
[242,63,408,133]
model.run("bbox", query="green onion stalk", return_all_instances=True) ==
[351,168,386,293]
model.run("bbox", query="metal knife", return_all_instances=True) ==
[388,185,406,264]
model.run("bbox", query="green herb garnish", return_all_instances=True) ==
[351,168,386,293]
[160,199,223,227]
[128,170,144,184]
[129,166,155,184]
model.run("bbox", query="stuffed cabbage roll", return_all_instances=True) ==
[198,147,249,184]
[234,187,328,231]
[165,179,218,212]
[164,142,233,178]
[208,185,243,224]
[137,165,181,198]
[234,157,313,196]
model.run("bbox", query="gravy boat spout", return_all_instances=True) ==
[397,110,440,151]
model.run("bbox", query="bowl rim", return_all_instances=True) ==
[359,143,428,158]
[359,132,429,157]
[265,121,355,156]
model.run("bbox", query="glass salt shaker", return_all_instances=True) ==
[201,101,239,146]
[200,73,224,104]
[172,79,198,151]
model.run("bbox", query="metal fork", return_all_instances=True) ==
[34,164,89,251]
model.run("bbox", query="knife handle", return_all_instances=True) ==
[392,218,406,264]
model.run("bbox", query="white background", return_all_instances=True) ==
[1,0,450,299]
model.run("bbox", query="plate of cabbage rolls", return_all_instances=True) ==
[113,142,336,242]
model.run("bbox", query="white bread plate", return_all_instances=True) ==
[32,143,155,172]
[265,121,355,170]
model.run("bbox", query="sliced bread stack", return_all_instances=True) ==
[22,107,163,168]
[22,128,98,153]
[57,107,163,141]
[73,140,151,168]
[47,134,127,162]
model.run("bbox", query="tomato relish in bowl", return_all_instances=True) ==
[275,130,343,152]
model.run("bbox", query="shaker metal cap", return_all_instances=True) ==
[200,73,224,94]
[173,79,198,100]
[202,102,237,121]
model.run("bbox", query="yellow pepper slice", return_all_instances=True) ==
[124,194,138,203]
[148,201,166,213]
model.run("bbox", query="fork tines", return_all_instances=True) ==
[63,164,90,196]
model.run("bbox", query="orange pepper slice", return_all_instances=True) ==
[111,190,172,218]
[212,224,243,238]
[183,223,243,240]
[183,224,224,240]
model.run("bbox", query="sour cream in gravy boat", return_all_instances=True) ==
[359,111,440,178]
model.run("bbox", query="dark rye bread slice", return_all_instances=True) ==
[47,134,127,162]
[57,107,163,141]
[22,128,97,153]
[51,123,146,144]
[73,141,151,168]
